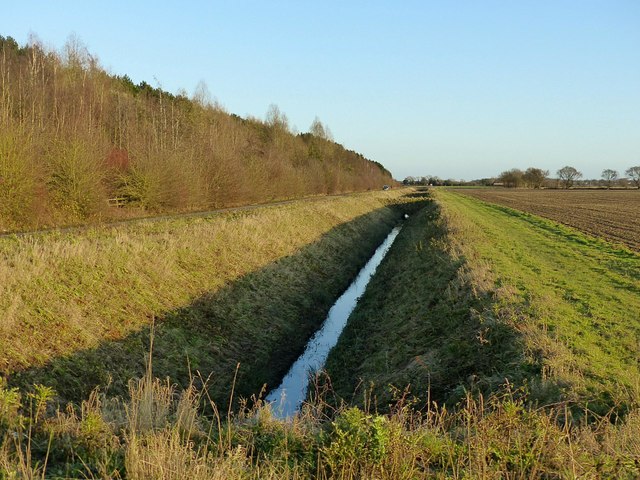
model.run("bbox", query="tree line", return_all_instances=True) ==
[0,35,393,231]
[495,165,640,189]
[404,165,640,189]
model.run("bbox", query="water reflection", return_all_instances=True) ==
[266,226,402,417]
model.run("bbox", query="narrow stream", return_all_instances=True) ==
[266,225,402,418]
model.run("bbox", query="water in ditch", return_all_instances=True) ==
[266,225,402,418]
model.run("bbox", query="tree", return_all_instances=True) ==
[498,168,524,188]
[523,167,549,189]
[309,117,332,141]
[192,80,213,107]
[601,169,618,188]
[265,104,289,131]
[427,176,441,186]
[557,166,582,189]
[402,176,415,185]
[626,166,640,188]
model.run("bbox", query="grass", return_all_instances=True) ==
[452,187,640,251]
[325,189,640,416]
[2,188,640,477]
[1,189,419,405]
[2,365,640,478]
[435,190,640,413]
[324,190,526,410]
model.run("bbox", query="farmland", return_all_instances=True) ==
[326,189,640,415]
[2,188,640,478]
[454,188,640,251]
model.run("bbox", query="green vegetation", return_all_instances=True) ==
[3,188,640,477]
[325,190,525,409]
[326,189,640,414]
[0,35,393,232]
[2,330,640,478]
[1,189,415,405]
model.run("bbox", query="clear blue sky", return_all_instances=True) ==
[3,1,639,180]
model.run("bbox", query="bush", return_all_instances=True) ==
[0,131,40,230]
[47,139,106,220]
[322,407,390,474]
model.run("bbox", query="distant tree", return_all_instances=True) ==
[498,168,524,188]
[309,117,332,141]
[403,176,416,185]
[63,33,92,69]
[601,169,618,188]
[0,35,20,52]
[118,74,138,94]
[626,166,640,188]
[557,166,582,189]
[523,167,549,189]
[479,177,496,186]
[192,80,213,107]
[265,104,289,131]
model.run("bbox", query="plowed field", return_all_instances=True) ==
[453,189,640,251]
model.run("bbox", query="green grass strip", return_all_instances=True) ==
[326,189,640,415]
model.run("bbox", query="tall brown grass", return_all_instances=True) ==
[2,370,640,478]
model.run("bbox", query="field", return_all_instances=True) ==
[453,188,640,251]
[3,188,640,478]
[326,189,640,414]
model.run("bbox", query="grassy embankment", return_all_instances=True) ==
[1,189,417,406]
[2,188,640,478]
[327,189,640,414]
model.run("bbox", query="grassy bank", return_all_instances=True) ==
[1,189,418,405]
[324,190,524,409]
[2,189,640,478]
[326,189,640,414]
[2,342,640,478]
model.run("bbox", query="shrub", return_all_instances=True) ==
[321,407,390,475]
[0,131,40,230]
[47,139,106,220]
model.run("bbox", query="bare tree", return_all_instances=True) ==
[192,80,214,108]
[403,176,416,185]
[626,166,640,188]
[265,104,289,131]
[557,166,582,189]
[601,169,618,189]
[498,168,524,188]
[0,36,396,229]
[523,167,549,189]
[309,117,334,141]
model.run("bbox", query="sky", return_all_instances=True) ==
[2,1,639,180]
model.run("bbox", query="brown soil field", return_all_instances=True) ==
[452,188,640,251]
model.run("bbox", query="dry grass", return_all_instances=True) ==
[3,188,639,477]
[2,369,640,478]
[0,189,410,402]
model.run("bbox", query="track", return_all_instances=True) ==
[0,190,376,238]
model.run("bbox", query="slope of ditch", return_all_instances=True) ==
[324,193,524,409]
[1,189,425,404]
[324,189,640,416]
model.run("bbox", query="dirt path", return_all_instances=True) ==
[0,190,381,238]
